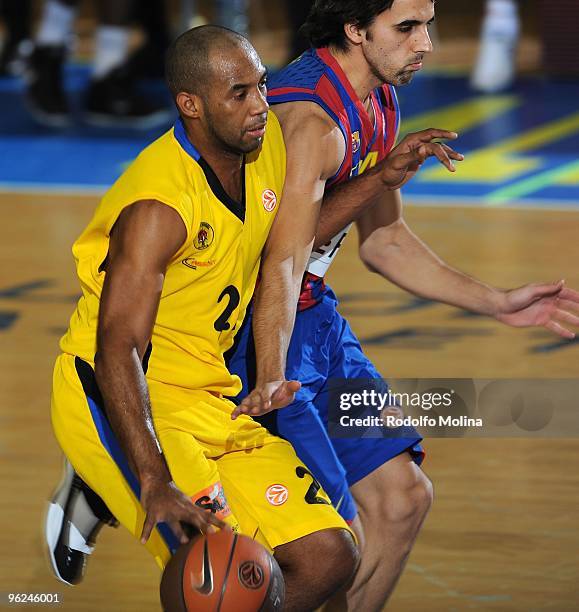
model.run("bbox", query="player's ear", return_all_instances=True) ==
[344,22,364,46]
[176,92,202,120]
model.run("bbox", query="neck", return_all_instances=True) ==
[182,119,244,203]
[183,120,243,176]
[327,45,382,104]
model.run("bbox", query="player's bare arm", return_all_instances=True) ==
[233,107,464,419]
[356,190,579,338]
[94,199,226,541]
[231,102,343,419]
[313,128,463,248]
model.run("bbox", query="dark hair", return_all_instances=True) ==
[165,25,247,99]
[301,0,395,51]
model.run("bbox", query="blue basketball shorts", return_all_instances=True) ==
[227,287,424,522]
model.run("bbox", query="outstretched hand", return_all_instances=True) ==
[496,280,579,339]
[231,380,302,420]
[381,128,464,189]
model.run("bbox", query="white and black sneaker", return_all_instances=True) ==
[45,460,117,585]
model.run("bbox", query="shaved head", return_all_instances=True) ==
[165,25,255,99]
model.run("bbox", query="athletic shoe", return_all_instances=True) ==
[45,460,117,585]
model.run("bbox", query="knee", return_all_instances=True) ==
[382,469,433,526]
[276,528,359,598]
[313,528,360,590]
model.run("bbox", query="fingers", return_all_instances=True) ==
[406,128,458,143]
[140,513,156,544]
[440,143,465,162]
[169,520,189,544]
[287,380,301,393]
[427,143,456,172]
[231,390,272,420]
[528,280,565,299]
[270,380,302,409]
[556,298,579,314]
[393,142,463,173]
[558,286,579,303]
[271,380,301,401]
[554,309,579,329]
[545,320,575,339]
[416,143,456,172]
[171,503,228,540]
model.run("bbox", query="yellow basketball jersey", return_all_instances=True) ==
[60,113,285,396]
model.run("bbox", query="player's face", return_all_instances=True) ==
[361,0,435,86]
[202,46,269,155]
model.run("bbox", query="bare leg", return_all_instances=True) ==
[274,528,359,612]
[346,453,433,611]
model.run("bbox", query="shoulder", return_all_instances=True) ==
[273,101,342,143]
[268,49,327,93]
[271,103,344,181]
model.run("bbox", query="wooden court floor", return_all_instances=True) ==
[1,193,578,611]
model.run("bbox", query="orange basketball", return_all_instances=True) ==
[160,530,285,612]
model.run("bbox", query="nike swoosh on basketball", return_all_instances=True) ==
[190,538,214,595]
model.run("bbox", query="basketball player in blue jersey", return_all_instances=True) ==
[232,0,579,609]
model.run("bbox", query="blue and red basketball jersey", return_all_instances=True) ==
[268,48,401,310]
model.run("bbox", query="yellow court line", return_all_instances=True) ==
[401,96,519,136]
[420,112,579,183]
[485,112,579,156]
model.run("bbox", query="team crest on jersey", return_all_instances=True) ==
[351,131,361,154]
[262,188,277,212]
[194,222,214,250]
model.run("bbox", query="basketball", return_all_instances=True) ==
[160,530,285,612]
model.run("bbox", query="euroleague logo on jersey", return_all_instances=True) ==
[262,189,277,212]
[265,484,288,506]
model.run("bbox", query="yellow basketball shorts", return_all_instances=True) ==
[51,353,351,569]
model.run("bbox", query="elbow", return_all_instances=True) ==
[94,344,113,387]
[359,224,399,274]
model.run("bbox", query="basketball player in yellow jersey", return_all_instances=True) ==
[51,26,358,610]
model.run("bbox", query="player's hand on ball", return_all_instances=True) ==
[381,128,463,190]
[231,380,302,420]
[140,479,227,545]
[495,280,579,339]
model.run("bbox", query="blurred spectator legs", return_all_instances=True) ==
[85,0,171,128]
[26,0,171,129]
[471,0,520,93]
[0,0,33,75]
[26,0,76,126]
